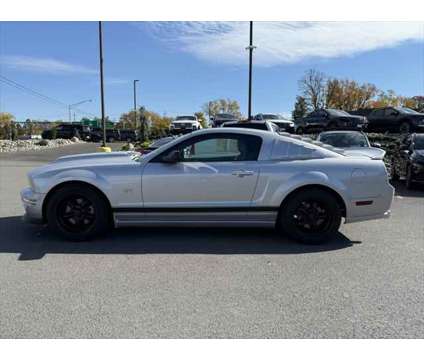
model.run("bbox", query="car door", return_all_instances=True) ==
[368,109,384,130]
[384,108,399,131]
[141,133,263,221]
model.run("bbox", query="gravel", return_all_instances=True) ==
[0,138,81,153]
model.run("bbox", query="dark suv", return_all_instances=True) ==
[90,128,121,142]
[119,129,139,142]
[42,124,91,140]
[390,133,424,188]
[295,109,368,134]
[210,113,239,127]
[367,107,424,134]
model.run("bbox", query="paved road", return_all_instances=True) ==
[0,143,423,338]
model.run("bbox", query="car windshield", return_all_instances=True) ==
[414,135,424,149]
[396,107,420,115]
[326,109,351,116]
[150,137,174,148]
[262,114,282,120]
[176,116,196,121]
[318,132,369,148]
[215,114,237,119]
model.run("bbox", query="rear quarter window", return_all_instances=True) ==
[271,139,330,160]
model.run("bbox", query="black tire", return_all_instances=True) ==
[390,159,399,181]
[405,165,414,189]
[399,121,411,134]
[278,188,342,245]
[296,127,304,135]
[46,184,110,241]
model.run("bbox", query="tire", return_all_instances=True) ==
[399,121,411,134]
[296,127,304,135]
[277,188,342,245]
[390,159,399,181]
[405,165,414,189]
[46,184,110,241]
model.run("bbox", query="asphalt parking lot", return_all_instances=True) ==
[0,143,423,338]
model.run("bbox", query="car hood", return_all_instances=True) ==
[343,147,386,160]
[172,120,197,124]
[29,152,139,178]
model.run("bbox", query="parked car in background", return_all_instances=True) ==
[90,128,121,143]
[254,114,295,133]
[119,129,139,142]
[21,128,394,245]
[169,115,202,135]
[42,124,91,140]
[390,133,424,188]
[367,107,424,134]
[296,109,368,134]
[210,113,239,127]
[139,136,176,155]
[317,131,386,160]
[222,120,279,132]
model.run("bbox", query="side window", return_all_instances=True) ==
[271,139,322,160]
[155,134,262,162]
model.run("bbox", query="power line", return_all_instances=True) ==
[0,74,97,118]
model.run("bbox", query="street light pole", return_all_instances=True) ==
[98,21,106,147]
[133,79,139,130]
[246,21,256,120]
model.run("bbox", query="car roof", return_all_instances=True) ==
[319,130,366,135]
[223,120,268,125]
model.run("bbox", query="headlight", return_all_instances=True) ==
[289,123,294,127]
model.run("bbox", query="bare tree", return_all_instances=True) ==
[299,69,326,110]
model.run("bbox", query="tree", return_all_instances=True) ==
[202,99,241,118]
[325,79,378,111]
[194,111,208,128]
[292,96,309,121]
[298,69,326,110]
[0,112,15,139]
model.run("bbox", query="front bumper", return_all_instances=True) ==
[20,187,44,224]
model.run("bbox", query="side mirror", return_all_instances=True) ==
[161,149,181,163]
[371,142,381,148]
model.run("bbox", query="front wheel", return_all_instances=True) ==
[277,189,342,245]
[46,185,110,241]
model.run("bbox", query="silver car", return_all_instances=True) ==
[21,128,394,244]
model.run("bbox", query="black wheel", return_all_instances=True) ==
[296,127,304,135]
[390,159,399,181]
[399,121,411,134]
[46,185,110,241]
[405,165,414,189]
[278,189,342,245]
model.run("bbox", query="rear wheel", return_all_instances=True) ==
[46,185,110,241]
[278,189,342,245]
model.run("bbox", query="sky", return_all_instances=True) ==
[0,21,423,122]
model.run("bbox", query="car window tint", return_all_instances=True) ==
[271,139,323,160]
[180,135,262,162]
[155,134,262,162]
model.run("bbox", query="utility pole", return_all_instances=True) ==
[246,21,256,120]
[98,21,106,147]
[133,80,139,130]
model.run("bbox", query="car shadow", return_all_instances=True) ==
[391,180,424,198]
[0,216,360,261]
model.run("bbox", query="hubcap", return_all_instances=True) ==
[292,200,331,233]
[57,195,95,233]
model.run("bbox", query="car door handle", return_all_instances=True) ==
[232,170,254,177]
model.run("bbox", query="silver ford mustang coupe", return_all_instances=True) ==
[21,128,394,244]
